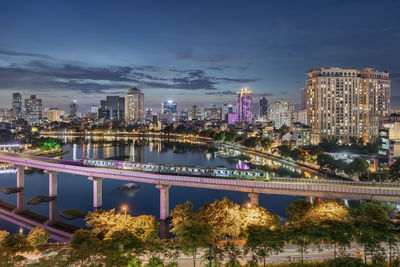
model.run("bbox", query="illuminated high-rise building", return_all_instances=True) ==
[124,87,144,122]
[259,96,268,117]
[48,108,61,122]
[306,67,390,144]
[24,95,42,122]
[12,92,22,119]
[162,100,177,115]
[236,88,252,123]
[69,99,78,118]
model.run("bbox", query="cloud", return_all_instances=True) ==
[205,90,237,95]
[0,50,259,96]
[0,49,53,59]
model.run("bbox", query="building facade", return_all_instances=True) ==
[47,108,61,122]
[378,116,400,166]
[268,100,294,129]
[69,100,78,119]
[124,88,144,122]
[162,100,177,115]
[24,95,42,123]
[259,96,268,117]
[306,67,390,144]
[12,92,22,119]
[236,88,252,123]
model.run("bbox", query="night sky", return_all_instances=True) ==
[0,0,399,112]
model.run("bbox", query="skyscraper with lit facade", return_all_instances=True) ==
[306,67,390,144]
[124,87,144,122]
[236,88,252,123]
[12,92,22,119]
[162,100,177,115]
[24,95,42,123]
[259,96,268,117]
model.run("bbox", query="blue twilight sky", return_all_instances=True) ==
[0,0,399,113]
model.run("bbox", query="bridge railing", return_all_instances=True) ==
[2,155,400,190]
[270,177,400,188]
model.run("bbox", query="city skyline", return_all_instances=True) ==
[0,1,399,113]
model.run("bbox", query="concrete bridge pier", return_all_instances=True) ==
[16,166,24,188]
[248,193,259,206]
[45,171,59,224]
[156,184,171,220]
[89,177,103,209]
[13,166,25,212]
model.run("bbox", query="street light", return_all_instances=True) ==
[121,205,128,221]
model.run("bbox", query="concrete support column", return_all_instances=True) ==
[89,177,103,209]
[16,166,24,188]
[156,184,171,220]
[48,171,58,197]
[16,189,24,210]
[248,193,259,206]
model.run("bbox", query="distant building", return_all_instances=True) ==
[180,109,189,121]
[222,104,234,121]
[48,108,61,122]
[69,100,78,118]
[190,105,199,120]
[292,109,308,125]
[379,116,400,166]
[292,123,311,148]
[124,87,144,122]
[24,95,42,123]
[236,88,252,123]
[306,67,390,144]
[204,105,222,121]
[259,96,268,117]
[99,96,124,120]
[227,112,237,125]
[162,100,177,115]
[12,92,22,119]
[268,100,294,129]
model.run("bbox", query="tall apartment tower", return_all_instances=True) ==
[236,88,252,123]
[306,67,390,144]
[12,92,22,118]
[69,100,78,118]
[259,96,268,117]
[25,95,42,122]
[124,87,144,122]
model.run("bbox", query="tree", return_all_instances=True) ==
[170,201,196,234]
[276,145,292,158]
[222,241,242,267]
[0,230,9,244]
[86,209,159,242]
[246,225,285,267]
[352,202,392,264]
[345,157,369,178]
[200,197,242,238]
[240,205,280,236]
[175,220,213,267]
[320,220,354,258]
[286,199,312,222]
[389,157,400,181]
[69,229,101,266]
[305,200,350,223]
[27,227,50,249]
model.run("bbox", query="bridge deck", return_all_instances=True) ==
[0,153,399,202]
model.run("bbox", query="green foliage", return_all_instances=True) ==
[352,202,392,263]
[286,199,312,222]
[170,201,195,234]
[246,225,285,266]
[200,197,242,238]
[0,230,9,244]
[32,137,63,150]
[27,227,50,248]
[85,208,159,242]
[145,256,164,267]
[345,157,369,177]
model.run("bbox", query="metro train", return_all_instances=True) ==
[83,159,272,181]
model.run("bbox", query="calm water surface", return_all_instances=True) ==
[0,139,300,234]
